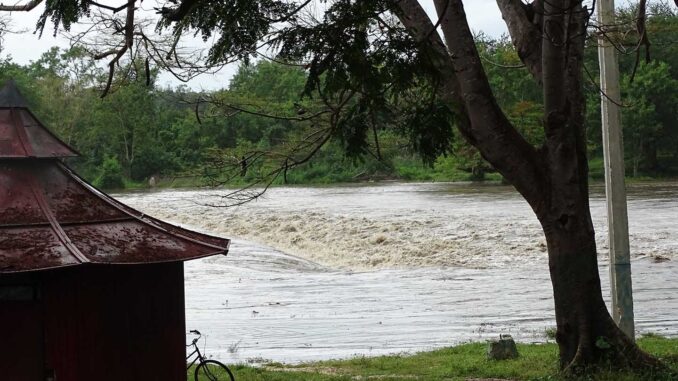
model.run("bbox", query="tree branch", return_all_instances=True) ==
[88,1,128,13]
[630,0,651,82]
[202,96,331,122]
[266,0,312,23]
[158,0,199,22]
[0,0,42,11]
[496,0,544,84]
[99,0,136,97]
[431,0,546,212]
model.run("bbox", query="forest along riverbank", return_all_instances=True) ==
[113,182,678,364]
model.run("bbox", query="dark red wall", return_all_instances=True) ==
[0,263,187,381]
[0,289,44,381]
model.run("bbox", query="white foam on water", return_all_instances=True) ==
[115,182,678,270]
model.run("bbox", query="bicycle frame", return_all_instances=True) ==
[186,335,205,370]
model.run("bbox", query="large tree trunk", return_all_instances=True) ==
[533,0,660,371]
[398,0,663,371]
[538,186,659,370]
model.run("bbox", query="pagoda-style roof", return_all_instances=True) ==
[0,80,79,158]
[0,80,230,273]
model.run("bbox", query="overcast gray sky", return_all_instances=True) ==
[0,0,508,90]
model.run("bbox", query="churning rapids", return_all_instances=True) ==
[113,182,678,364]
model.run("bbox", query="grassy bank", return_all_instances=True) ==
[210,336,677,381]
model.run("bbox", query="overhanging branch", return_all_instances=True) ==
[98,0,136,97]
[88,1,128,13]
[158,0,199,22]
[0,0,42,11]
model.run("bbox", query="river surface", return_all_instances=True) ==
[113,182,678,364]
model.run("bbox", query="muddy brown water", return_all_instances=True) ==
[114,181,678,364]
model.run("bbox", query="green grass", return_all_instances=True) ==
[214,337,678,381]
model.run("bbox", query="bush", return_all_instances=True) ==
[93,156,125,190]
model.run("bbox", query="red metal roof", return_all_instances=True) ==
[0,80,230,273]
[0,81,79,158]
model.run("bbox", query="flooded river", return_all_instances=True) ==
[114,182,678,364]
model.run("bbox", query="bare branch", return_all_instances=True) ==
[583,64,632,108]
[480,54,526,68]
[202,95,331,122]
[266,0,313,23]
[630,0,651,82]
[0,0,42,12]
[166,23,184,60]
[179,84,360,207]
[424,0,450,41]
[93,48,121,60]
[88,1,128,13]
[99,0,136,97]
[206,128,333,208]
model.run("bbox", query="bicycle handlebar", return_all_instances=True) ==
[188,330,202,347]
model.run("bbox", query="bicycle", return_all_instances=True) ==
[186,329,235,381]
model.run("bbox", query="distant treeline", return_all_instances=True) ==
[0,4,676,189]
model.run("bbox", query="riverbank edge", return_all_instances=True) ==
[108,153,678,191]
[222,336,677,381]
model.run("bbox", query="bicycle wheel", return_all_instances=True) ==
[194,359,235,381]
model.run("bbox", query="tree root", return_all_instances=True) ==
[562,330,664,375]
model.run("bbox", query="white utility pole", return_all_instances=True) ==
[597,0,635,340]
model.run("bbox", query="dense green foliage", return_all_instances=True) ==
[586,2,678,177]
[0,48,470,187]
[195,336,678,381]
[0,5,676,189]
